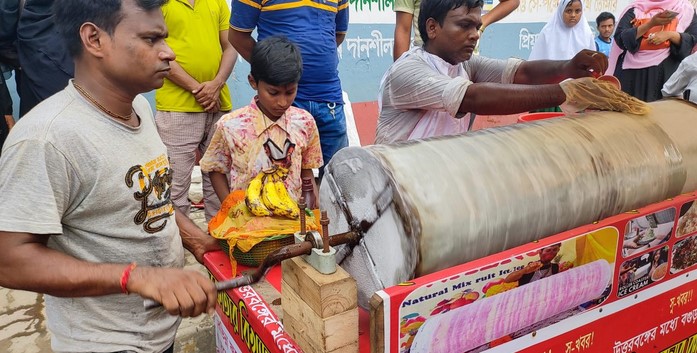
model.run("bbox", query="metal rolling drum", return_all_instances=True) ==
[320,99,697,308]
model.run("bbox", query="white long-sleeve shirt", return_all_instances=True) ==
[376,47,523,144]
[662,52,697,103]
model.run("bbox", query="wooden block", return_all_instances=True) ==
[282,256,357,317]
[369,293,385,353]
[329,341,359,353]
[282,280,358,352]
[283,313,323,353]
[283,315,358,353]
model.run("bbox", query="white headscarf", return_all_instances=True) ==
[529,0,596,60]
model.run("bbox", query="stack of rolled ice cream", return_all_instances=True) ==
[410,260,612,353]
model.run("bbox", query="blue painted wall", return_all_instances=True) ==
[4,21,593,118]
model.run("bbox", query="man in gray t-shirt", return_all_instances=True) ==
[0,0,219,352]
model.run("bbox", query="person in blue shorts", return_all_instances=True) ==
[229,0,349,174]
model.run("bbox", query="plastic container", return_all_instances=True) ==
[598,75,621,90]
[219,234,295,267]
[517,112,566,123]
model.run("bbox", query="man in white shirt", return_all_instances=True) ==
[662,51,697,103]
[376,0,622,144]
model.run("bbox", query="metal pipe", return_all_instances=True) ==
[144,229,361,310]
[321,211,330,253]
[299,196,307,235]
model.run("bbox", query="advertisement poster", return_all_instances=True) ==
[677,201,697,239]
[378,192,697,353]
[205,254,304,353]
[622,207,676,257]
[618,245,670,297]
[396,228,618,353]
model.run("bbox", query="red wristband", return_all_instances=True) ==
[120,262,137,294]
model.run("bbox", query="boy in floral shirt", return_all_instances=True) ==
[200,36,322,205]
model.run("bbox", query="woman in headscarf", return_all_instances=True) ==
[607,0,697,102]
[529,0,596,60]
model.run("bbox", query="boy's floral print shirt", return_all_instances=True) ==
[200,98,323,200]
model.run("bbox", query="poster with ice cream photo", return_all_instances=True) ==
[676,201,697,238]
[617,246,670,297]
[622,207,676,258]
[395,227,618,353]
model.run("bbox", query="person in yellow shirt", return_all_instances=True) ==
[155,0,238,221]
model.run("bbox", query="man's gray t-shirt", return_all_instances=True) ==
[0,81,184,353]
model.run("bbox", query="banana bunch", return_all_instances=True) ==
[244,168,299,219]
[245,171,271,216]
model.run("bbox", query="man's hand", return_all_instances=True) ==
[175,211,220,264]
[193,80,224,112]
[563,49,608,79]
[206,99,221,114]
[190,236,220,264]
[127,266,217,317]
[521,261,543,274]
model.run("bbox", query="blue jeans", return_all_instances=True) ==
[293,100,348,175]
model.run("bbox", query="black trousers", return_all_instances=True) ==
[0,78,11,155]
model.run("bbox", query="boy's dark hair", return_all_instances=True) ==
[54,0,168,57]
[418,0,484,45]
[596,11,615,26]
[250,36,303,86]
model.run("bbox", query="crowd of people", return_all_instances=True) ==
[0,0,695,351]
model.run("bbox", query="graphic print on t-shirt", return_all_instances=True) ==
[125,153,174,233]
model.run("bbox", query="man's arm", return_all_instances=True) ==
[480,0,519,30]
[193,29,238,112]
[514,49,608,84]
[462,49,610,115]
[0,232,132,297]
[175,211,219,264]
[662,62,690,97]
[0,231,217,316]
[460,82,566,115]
[229,29,256,63]
[166,61,201,93]
[393,11,414,61]
[336,33,346,46]
[503,262,541,283]
[335,0,349,49]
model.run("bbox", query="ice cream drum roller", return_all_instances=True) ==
[320,99,697,308]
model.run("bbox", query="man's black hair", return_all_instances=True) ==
[418,0,484,45]
[54,0,168,57]
[596,11,615,27]
[250,36,303,86]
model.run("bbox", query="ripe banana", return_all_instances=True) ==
[272,172,300,219]
[245,171,271,216]
[262,173,296,219]
[276,166,289,180]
